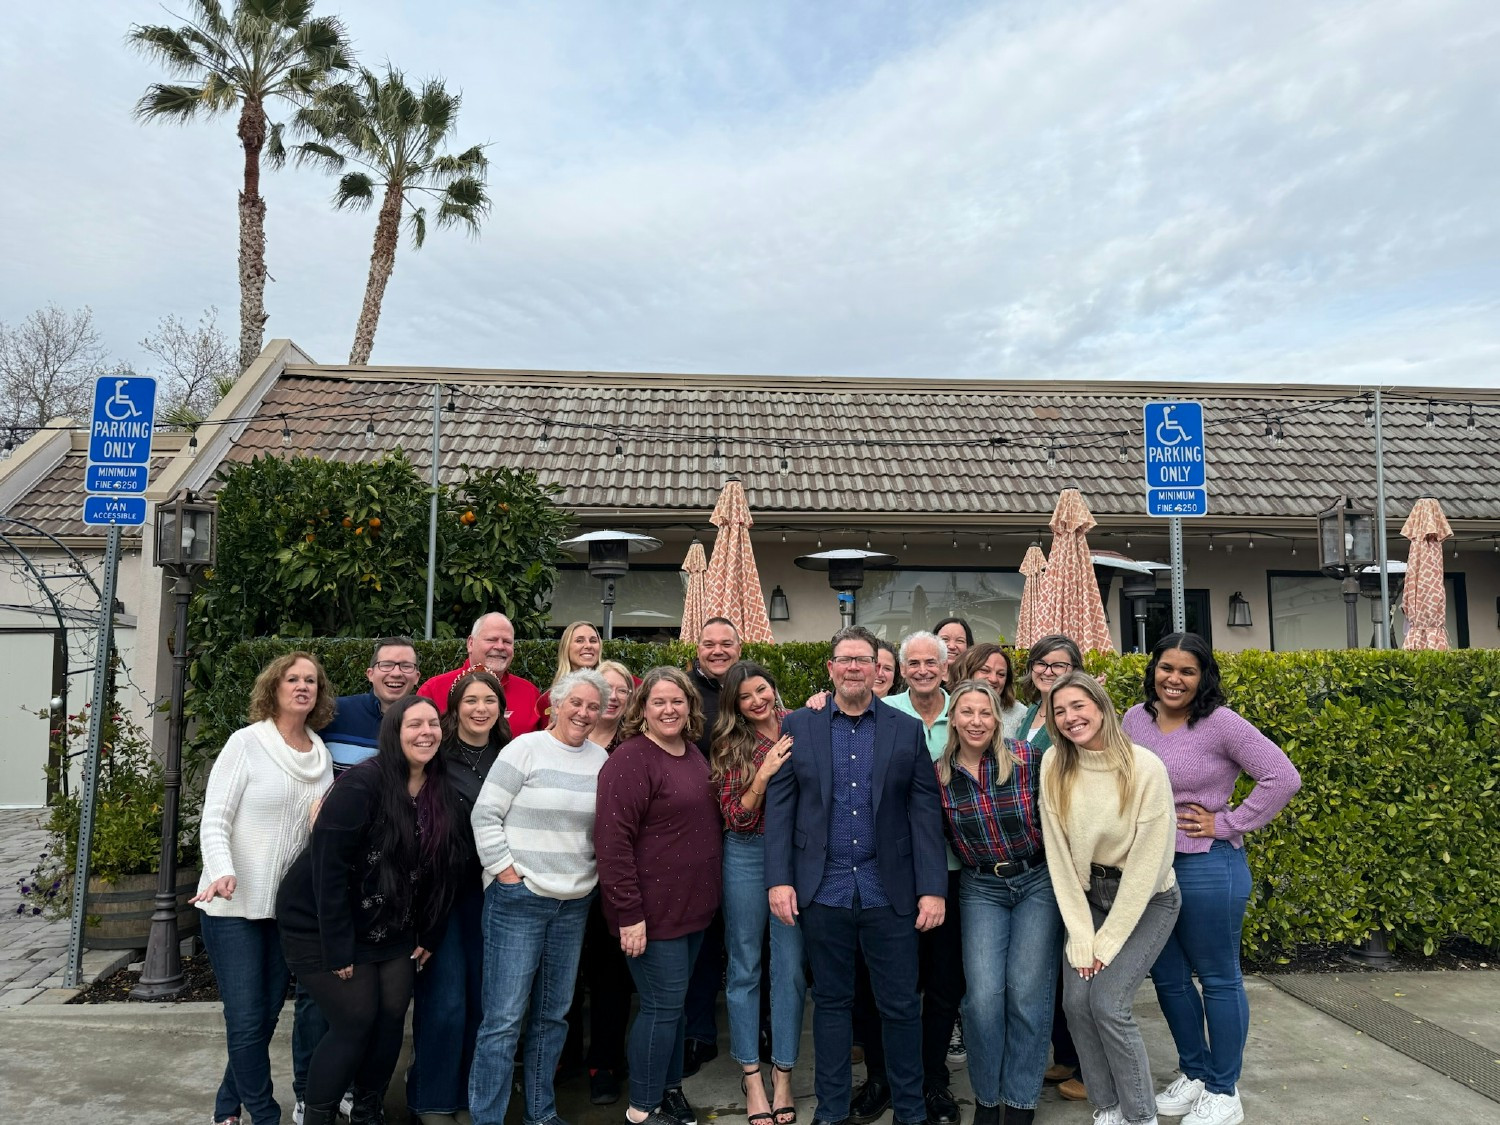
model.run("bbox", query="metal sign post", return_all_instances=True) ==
[66,375,157,987]
[1144,401,1208,635]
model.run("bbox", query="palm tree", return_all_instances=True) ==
[289,67,490,364]
[130,0,353,373]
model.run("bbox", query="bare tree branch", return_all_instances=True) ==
[0,305,110,433]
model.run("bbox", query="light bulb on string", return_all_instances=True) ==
[1291,541,1297,556]
[816,536,823,549]
[1425,400,1436,428]
[613,440,625,464]
[280,417,292,447]
[778,448,789,475]
[953,534,959,549]
[535,426,550,452]
[1208,535,1215,552]
[1467,404,1477,431]
[1118,435,1128,462]
[1045,442,1057,472]
[446,388,458,414]
[1125,537,1131,550]
[1364,400,1374,426]
[780,532,787,543]
[1248,535,1255,549]
[865,537,872,550]
[710,439,726,473]
[188,425,199,451]
[902,535,909,551]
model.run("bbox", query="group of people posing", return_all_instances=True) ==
[193,609,1300,1125]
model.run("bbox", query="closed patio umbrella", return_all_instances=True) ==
[1036,488,1114,654]
[702,478,776,643]
[1015,544,1048,650]
[679,539,709,642]
[1400,497,1452,650]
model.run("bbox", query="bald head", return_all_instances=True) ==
[467,613,516,675]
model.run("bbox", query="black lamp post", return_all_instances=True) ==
[1317,497,1376,650]
[559,530,662,639]
[132,489,216,1000]
[794,548,897,629]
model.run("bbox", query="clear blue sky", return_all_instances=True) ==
[3,0,1498,385]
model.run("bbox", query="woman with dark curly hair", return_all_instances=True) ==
[595,666,723,1125]
[192,650,335,1125]
[1123,633,1300,1125]
[276,695,466,1125]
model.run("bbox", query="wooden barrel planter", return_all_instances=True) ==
[84,868,201,950]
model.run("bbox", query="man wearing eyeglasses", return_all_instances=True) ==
[318,636,421,775]
[766,626,947,1125]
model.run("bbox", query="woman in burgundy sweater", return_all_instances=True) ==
[595,666,723,1125]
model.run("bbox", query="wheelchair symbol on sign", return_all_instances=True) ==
[1155,407,1191,446]
[104,380,144,421]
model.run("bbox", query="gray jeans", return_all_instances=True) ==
[1061,874,1182,1125]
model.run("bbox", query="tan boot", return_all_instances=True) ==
[1058,1077,1088,1101]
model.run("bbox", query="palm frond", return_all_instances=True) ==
[405,205,428,249]
[194,0,235,41]
[134,83,213,122]
[265,120,287,168]
[127,25,205,73]
[434,178,490,235]
[291,140,347,172]
[333,172,377,211]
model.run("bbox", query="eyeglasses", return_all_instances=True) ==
[372,660,419,673]
[831,655,876,667]
[1031,661,1074,675]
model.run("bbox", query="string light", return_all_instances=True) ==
[1208,534,1215,552]
[1125,536,1132,550]
[188,425,199,452]
[901,535,908,551]
[1364,400,1374,426]
[1118,434,1129,462]
[1425,401,1436,428]
[446,387,458,413]
[710,439,726,473]
[1291,540,1298,556]
[780,532,787,543]
[816,536,822,548]
[280,417,292,447]
[535,426,549,452]
[363,417,374,444]
[953,534,960,549]
[1045,441,1058,471]
[1467,404,1477,431]
[778,448,789,475]
[1248,534,1255,549]
[865,537,872,550]
[613,440,624,464]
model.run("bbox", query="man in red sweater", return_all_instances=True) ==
[417,611,542,736]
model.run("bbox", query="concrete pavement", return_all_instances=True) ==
[1,971,1496,1124]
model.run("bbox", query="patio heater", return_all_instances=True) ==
[132,489,217,1000]
[1358,560,1407,648]
[794,548,897,630]
[1317,497,1376,651]
[1092,553,1165,652]
[559,530,662,640]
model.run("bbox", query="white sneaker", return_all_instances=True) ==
[947,1016,967,1065]
[293,1102,305,1125]
[1091,1108,1124,1125]
[1183,1089,1244,1125]
[1156,1075,1207,1116]
[339,1091,355,1118]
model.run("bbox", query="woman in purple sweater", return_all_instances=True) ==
[595,666,724,1125]
[1121,633,1300,1125]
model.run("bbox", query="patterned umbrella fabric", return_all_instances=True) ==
[679,540,710,643]
[702,479,776,643]
[1014,544,1048,650]
[1036,488,1114,654]
[1400,497,1453,650]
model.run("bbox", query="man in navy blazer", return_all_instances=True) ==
[765,626,948,1125]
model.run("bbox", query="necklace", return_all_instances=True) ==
[454,739,488,773]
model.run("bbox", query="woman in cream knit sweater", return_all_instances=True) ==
[1040,672,1180,1125]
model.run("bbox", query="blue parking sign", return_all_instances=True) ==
[83,495,147,526]
[1143,401,1207,517]
[88,376,157,466]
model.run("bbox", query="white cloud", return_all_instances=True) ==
[2,0,1497,386]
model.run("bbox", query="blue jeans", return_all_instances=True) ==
[801,896,924,1123]
[409,884,486,1113]
[200,913,290,1124]
[469,880,591,1125]
[722,833,807,1068]
[625,929,706,1112]
[1150,842,1252,1095]
[959,865,1063,1110]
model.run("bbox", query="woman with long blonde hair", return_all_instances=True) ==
[936,680,1060,1125]
[1040,672,1179,1125]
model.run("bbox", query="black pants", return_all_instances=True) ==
[565,894,637,1071]
[1052,965,1079,1068]
[859,868,965,1088]
[684,908,726,1046]
[298,955,415,1108]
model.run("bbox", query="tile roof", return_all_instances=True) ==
[6,452,172,539]
[217,368,1500,527]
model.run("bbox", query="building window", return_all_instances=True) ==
[547,564,685,638]
[1116,589,1213,653]
[856,567,1023,644]
[1267,571,1469,650]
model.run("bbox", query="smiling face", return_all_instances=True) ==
[1153,648,1202,716]
[467,614,515,676]
[735,675,778,726]
[901,637,946,697]
[400,701,444,773]
[1051,686,1107,752]
[936,623,970,663]
[827,637,877,710]
[873,649,897,697]
[456,682,500,744]
[697,622,742,680]
[554,684,604,747]
[952,689,998,754]
[976,651,1011,693]
[366,643,419,705]
[643,680,690,743]
[600,668,632,721]
[276,658,320,719]
[1028,646,1077,698]
[567,625,602,669]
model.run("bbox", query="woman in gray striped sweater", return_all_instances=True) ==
[465,669,612,1125]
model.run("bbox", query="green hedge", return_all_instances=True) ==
[190,641,1500,959]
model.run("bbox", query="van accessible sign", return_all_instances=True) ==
[83,376,156,525]
[1143,401,1207,517]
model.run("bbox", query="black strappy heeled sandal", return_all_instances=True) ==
[742,1067,773,1125]
[772,1063,797,1125]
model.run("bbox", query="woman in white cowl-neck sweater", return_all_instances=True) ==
[192,651,335,1125]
